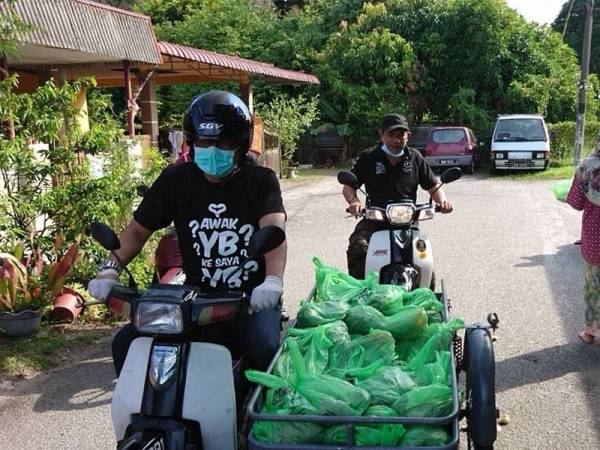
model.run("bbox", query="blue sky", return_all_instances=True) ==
[506,0,566,25]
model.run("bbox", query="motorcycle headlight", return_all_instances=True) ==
[386,204,416,225]
[134,302,183,334]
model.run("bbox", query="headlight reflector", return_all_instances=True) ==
[134,302,183,334]
[365,208,385,221]
[386,204,416,225]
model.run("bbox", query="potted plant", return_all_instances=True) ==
[0,245,47,337]
[0,237,81,336]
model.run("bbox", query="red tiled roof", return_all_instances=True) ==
[158,41,319,85]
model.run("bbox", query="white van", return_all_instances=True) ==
[490,114,550,173]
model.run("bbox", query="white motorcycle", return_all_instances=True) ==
[338,167,462,290]
[88,221,285,450]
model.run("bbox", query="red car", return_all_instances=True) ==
[423,126,479,174]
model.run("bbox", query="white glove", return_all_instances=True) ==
[249,275,283,314]
[87,268,120,302]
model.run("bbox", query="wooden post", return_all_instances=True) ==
[123,60,135,138]
[138,74,159,147]
[239,82,253,114]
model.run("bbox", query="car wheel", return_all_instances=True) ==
[489,163,497,175]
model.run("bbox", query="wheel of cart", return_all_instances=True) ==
[459,313,499,450]
[245,281,500,450]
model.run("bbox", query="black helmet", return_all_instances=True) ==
[183,90,253,155]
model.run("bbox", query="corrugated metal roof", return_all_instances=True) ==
[158,41,319,85]
[5,0,162,64]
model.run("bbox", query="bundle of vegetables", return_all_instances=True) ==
[247,258,463,447]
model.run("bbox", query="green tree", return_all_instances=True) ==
[314,3,415,149]
[553,0,600,75]
[256,94,319,173]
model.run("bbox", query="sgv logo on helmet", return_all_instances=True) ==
[198,122,223,130]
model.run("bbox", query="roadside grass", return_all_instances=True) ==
[0,323,118,378]
[287,161,353,182]
[494,164,575,181]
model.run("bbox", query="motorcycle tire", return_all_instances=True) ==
[465,328,497,450]
[429,271,436,291]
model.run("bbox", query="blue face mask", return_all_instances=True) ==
[194,146,235,178]
[381,144,404,158]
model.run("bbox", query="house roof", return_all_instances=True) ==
[4,0,162,66]
[157,41,319,85]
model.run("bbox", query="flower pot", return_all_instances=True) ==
[51,287,84,322]
[0,309,42,337]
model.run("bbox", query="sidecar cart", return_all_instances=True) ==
[246,281,498,450]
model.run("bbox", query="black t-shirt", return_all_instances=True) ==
[134,162,286,292]
[351,144,438,207]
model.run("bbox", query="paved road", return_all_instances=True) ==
[1,173,599,449]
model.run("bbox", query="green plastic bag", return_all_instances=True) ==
[404,288,443,312]
[411,351,452,386]
[286,324,334,374]
[396,317,464,362]
[399,425,451,446]
[313,257,377,303]
[551,179,572,202]
[345,304,386,334]
[323,424,406,446]
[356,366,417,405]
[252,420,325,445]
[296,301,350,328]
[249,338,371,416]
[364,405,398,416]
[391,384,453,417]
[327,330,397,379]
[365,284,407,315]
[383,305,428,340]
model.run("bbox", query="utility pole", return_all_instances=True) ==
[574,0,594,166]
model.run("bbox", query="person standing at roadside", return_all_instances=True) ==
[567,146,600,344]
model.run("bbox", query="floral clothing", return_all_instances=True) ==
[583,261,600,334]
[567,174,600,265]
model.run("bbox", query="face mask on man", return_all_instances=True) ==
[194,146,236,177]
[381,143,404,158]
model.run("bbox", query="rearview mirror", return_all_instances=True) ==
[337,171,359,189]
[90,221,121,251]
[440,167,462,184]
[248,226,285,258]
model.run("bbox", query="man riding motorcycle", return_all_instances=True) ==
[88,90,287,376]
[343,113,453,279]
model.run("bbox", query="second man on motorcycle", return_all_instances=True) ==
[343,113,453,279]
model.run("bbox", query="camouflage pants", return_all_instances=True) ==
[583,261,600,332]
[347,219,383,279]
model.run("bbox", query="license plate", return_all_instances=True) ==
[508,152,531,159]
[439,159,455,165]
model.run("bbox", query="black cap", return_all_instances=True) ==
[381,113,410,132]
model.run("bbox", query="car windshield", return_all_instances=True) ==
[494,118,547,142]
[431,129,466,143]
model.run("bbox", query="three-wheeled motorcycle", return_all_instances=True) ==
[246,167,500,450]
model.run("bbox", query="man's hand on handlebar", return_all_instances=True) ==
[347,200,364,218]
[88,269,120,302]
[436,200,453,214]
